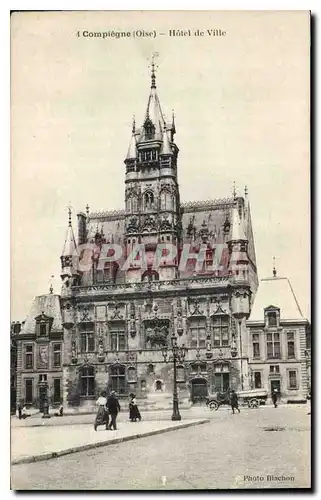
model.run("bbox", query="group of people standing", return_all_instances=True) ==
[94,390,121,431]
[94,391,141,431]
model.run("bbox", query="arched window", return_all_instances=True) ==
[80,366,95,397]
[110,364,126,395]
[160,191,173,211]
[160,191,166,210]
[132,196,138,212]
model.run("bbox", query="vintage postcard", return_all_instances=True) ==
[10,10,311,490]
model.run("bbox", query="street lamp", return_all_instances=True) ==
[162,334,188,421]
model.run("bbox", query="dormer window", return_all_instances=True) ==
[35,312,53,338]
[267,312,277,327]
[144,118,155,140]
[264,306,280,328]
[39,324,47,336]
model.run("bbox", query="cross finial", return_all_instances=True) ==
[85,204,90,216]
[132,115,136,134]
[244,185,248,197]
[273,256,277,277]
[233,181,237,200]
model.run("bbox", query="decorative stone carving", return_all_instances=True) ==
[230,335,237,357]
[78,305,91,323]
[189,298,203,316]
[145,297,153,313]
[110,302,123,320]
[71,341,77,364]
[199,220,209,243]
[142,215,157,233]
[129,303,136,338]
[186,216,195,238]
[176,298,183,336]
[127,351,137,363]
[160,217,172,231]
[98,339,105,362]
[146,324,168,348]
[153,302,158,317]
[126,216,139,234]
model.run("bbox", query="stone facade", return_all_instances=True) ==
[247,276,311,403]
[15,294,63,410]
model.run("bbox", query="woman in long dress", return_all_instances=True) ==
[94,391,109,431]
[129,393,141,422]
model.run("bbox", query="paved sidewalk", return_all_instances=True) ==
[11,403,307,428]
[11,418,209,465]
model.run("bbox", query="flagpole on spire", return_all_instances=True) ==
[67,203,72,227]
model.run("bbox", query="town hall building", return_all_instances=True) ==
[14,63,309,411]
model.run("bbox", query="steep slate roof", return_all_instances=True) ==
[248,277,304,322]
[20,294,63,334]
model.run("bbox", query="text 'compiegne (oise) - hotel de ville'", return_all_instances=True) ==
[13,62,311,412]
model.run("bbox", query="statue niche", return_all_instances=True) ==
[145,323,169,349]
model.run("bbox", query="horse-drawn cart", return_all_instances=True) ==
[206,389,268,411]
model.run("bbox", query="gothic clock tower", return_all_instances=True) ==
[124,59,181,282]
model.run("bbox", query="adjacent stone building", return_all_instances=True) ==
[247,270,311,402]
[15,293,63,410]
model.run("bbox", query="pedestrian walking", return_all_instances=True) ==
[54,403,64,417]
[230,390,240,414]
[272,389,278,408]
[107,390,121,430]
[17,404,22,420]
[129,393,141,422]
[21,405,30,419]
[94,391,109,431]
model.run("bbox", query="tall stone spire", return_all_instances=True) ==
[61,206,78,295]
[61,206,77,258]
[140,54,166,141]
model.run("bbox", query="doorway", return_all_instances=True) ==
[38,384,48,412]
[270,379,281,395]
[190,378,208,404]
[155,380,163,391]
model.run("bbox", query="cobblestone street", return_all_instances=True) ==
[11,406,310,490]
